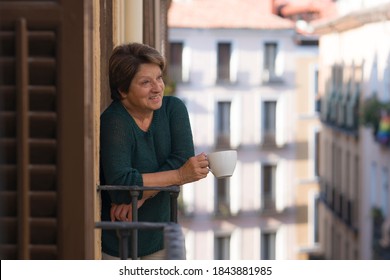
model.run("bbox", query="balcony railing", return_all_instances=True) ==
[95,185,185,260]
[320,90,359,136]
[319,180,358,234]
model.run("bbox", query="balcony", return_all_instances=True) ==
[261,132,277,148]
[95,185,185,260]
[372,207,390,259]
[261,70,285,85]
[319,180,358,234]
[320,90,359,137]
[361,96,390,148]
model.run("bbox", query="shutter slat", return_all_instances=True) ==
[16,17,30,260]
[30,192,57,217]
[30,218,58,258]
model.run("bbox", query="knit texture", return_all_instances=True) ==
[100,96,194,257]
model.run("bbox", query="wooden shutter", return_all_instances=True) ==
[0,6,58,259]
[0,0,99,260]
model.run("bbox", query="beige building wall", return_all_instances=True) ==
[295,56,321,259]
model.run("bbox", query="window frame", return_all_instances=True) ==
[214,234,231,260]
[261,163,277,211]
[217,42,232,83]
[216,101,232,148]
[261,231,276,260]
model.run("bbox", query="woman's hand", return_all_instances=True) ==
[178,153,209,184]
[110,199,145,221]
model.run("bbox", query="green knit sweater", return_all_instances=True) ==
[100,96,194,257]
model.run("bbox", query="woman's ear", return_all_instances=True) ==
[118,90,127,100]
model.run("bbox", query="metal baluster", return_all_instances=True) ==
[170,191,179,223]
[130,190,140,260]
[117,229,130,260]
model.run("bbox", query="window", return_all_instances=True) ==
[217,101,231,147]
[331,64,343,93]
[169,42,183,82]
[331,227,341,259]
[382,167,389,217]
[217,42,231,82]
[314,131,320,177]
[353,155,359,228]
[263,42,278,82]
[384,65,390,102]
[261,231,276,260]
[314,67,320,112]
[214,235,230,260]
[344,151,350,221]
[263,101,276,144]
[313,196,320,243]
[262,164,276,210]
[371,162,377,207]
[345,240,350,260]
[215,178,230,215]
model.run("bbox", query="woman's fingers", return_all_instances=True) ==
[110,204,133,221]
[196,152,208,163]
[113,205,123,221]
[197,153,210,175]
[199,160,209,168]
[118,205,129,221]
[110,204,118,221]
[178,153,210,184]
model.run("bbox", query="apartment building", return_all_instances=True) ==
[315,0,390,259]
[167,0,330,260]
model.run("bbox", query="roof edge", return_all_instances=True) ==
[313,3,390,34]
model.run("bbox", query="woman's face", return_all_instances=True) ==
[120,63,165,114]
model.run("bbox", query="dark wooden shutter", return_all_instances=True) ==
[0,5,58,258]
[0,0,99,260]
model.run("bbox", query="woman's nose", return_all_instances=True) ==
[152,79,164,91]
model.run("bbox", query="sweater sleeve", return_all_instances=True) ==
[158,96,195,171]
[100,110,144,204]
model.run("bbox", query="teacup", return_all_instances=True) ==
[207,150,237,178]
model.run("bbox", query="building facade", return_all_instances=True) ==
[168,0,327,260]
[315,0,390,259]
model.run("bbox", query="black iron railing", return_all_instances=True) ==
[95,185,185,260]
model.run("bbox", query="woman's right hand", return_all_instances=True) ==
[110,199,145,221]
[178,153,209,184]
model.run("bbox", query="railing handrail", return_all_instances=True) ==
[96,184,182,260]
[97,184,180,192]
[96,221,167,230]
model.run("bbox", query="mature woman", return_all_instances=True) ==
[100,43,209,260]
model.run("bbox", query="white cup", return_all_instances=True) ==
[207,150,237,178]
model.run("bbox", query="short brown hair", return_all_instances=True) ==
[108,43,166,101]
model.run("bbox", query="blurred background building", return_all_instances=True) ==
[168,0,390,260]
[168,0,334,260]
[315,0,390,260]
[0,0,389,260]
